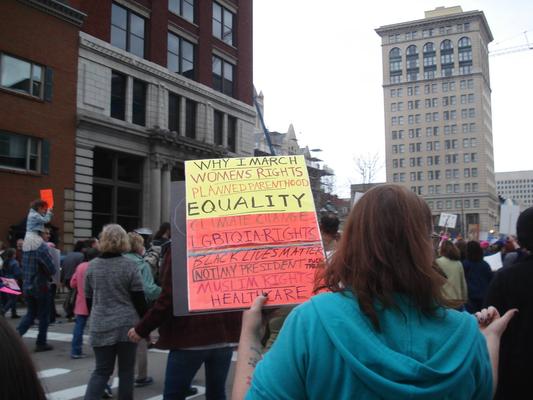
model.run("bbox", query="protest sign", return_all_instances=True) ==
[0,277,21,295]
[438,212,457,229]
[40,189,54,209]
[182,155,325,313]
[484,252,503,271]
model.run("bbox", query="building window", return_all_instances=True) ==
[406,45,419,82]
[167,32,195,79]
[131,79,146,126]
[213,2,235,46]
[423,42,436,80]
[92,147,142,236]
[213,110,223,145]
[227,116,237,152]
[169,0,194,23]
[110,71,127,120]
[185,99,196,139]
[0,53,44,98]
[111,3,146,58]
[0,131,45,173]
[458,37,473,75]
[168,93,180,132]
[212,56,234,97]
[389,47,402,84]
[440,39,454,77]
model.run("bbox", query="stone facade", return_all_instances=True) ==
[376,6,499,238]
[74,0,255,239]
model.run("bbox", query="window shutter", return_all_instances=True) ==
[44,67,54,102]
[42,139,50,175]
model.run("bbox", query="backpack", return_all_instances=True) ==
[143,245,162,284]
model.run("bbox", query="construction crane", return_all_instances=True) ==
[490,30,533,57]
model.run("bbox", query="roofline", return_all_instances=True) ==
[375,10,493,42]
[19,0,86,26]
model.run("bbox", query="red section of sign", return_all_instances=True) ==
[187,244,325,311]
[40,189,54,209]
[186,211,325,311]
[187,212,321,252]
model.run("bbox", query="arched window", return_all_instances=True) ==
[440,39,454,77]
[406,45,419,82]
[406,45,418,56]
[458,36,472,74]
[389,47,402,83]
[423,42,435,53]
[458,37,471,48]
[423,42,436,79]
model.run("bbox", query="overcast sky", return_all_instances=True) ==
[253,0,533,198]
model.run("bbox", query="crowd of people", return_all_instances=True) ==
[0,187,532,399]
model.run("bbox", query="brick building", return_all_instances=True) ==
[69,0,255,238]
[0,0,85,247]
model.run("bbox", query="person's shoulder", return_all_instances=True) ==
[496,255,533,279]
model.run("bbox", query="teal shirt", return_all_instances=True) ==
[123,252,161,302]
[247,292,492,400]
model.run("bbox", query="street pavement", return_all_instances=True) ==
[5,301,238,400]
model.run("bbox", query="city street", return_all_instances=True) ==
[5,302,237,400]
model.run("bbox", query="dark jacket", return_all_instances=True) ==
[485,254,533,399]
[22,243,56,295]
[462,259,493,300]
[0,259,22,280]
[135,252,242,349]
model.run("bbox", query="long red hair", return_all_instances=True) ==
[318,184,452,330]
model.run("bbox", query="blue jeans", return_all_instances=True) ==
[17,292,50,346]
[164,347,233,400]
[1,292,18,315]
[71,315,88,356]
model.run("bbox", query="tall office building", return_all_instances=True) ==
[496,170,533,209]
[376,6,498,238]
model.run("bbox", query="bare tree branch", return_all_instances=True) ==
[354,152,382,185]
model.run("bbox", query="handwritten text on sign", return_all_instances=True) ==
[185,156,325,311]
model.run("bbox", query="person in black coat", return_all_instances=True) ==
[485,206,533,399]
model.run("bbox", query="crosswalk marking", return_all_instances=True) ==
[27,329,239,362]
[46,377,118,400]
[39,368,71,379]
[25,329,89,343]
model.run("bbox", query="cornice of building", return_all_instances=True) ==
[77,112,229,158]
[18,0,86,26]
[78,32,256,120]
[375,10,493,42]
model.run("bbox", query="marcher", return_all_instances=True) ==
[0,317,47,400]
[485,207,533,399]
[16,230,57,352]
[436,240,468,309]
[46,239,62,324]
[232,184,515,400]
[319,213,340,259]
[463,241,493,313]
[70,248,99,359]
[22,199,53,252]
[144,222,171,284]
[84,224,146,400]
[124,232,161,388]
[128,251,241,400]
[0,248,22,318]
[62,240,86,321]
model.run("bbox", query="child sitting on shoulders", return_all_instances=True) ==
[22,199,53,251]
